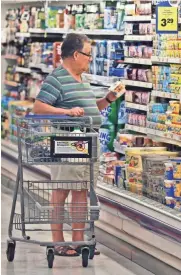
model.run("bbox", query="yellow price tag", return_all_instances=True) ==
[157,6,178,32]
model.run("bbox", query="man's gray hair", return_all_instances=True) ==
[61,33,91,59]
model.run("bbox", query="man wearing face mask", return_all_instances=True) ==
[33,33,118,257]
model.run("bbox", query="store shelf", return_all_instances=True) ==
[4,80,19,87]
[15,32,30,38]
[29,28,45,33]
[124,35,152,41]
[47,28,124,36]
[125,102,148,111]
[125,124,147,134]
[122,79,152,88]
[16,67,32,74]
[124,57,152,65]
[2,54,18,60]
[29,28,124,36]
[152,18,181,24]
[147,127,181,147]
[151,90,180,100]
[82,73,119,86]
[114,140,128,154]
[151,56,181,64]
[97,182,181,226]
[29,63,53,73]
[124,15,152,21]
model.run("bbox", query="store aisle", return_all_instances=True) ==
[1,185,155,275]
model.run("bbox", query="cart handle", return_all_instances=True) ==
[25,114,74,119]
[25,114,92,124]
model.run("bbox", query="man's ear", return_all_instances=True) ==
[73,51,78,60]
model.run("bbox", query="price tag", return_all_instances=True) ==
[156,4,178,33]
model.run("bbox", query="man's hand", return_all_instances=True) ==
[67,107,85,117]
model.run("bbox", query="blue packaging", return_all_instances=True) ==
[165,163,174,180]
[114,165,122,186]
[150,103,168,113]
[96,58,100,75]
[164,181,174,197]
[99,40,107,58]
[92,41,99,59]
[117,100,127,124]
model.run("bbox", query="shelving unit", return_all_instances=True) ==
[4,80,19,87]
[151,56,181,64]
[122,79,152,88]
[124,57,152,65]
[15,32,30,38]
[2,55,18,60]
[82,73,120,86]
[125,102,148,111]
[124,15,152,22]
[125,124,147,134]
[114,140,128,154]
[151,90,180,100]
[124,35,152,41]
[147,128,181,147]
[15,67,32,74]
[29,28,125,36]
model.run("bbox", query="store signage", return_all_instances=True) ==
[156,1,178,33]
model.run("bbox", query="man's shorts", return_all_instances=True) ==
[51,129,100,190]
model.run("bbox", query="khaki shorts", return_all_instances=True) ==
[51,129,100,190]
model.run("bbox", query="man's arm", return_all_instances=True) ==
[96,97,111,111]
[33,100,69,115]
[96,91,117,111]
[33,100,84,116]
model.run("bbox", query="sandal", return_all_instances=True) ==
[54,246,79,257]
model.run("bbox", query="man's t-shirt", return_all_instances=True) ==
[36,66,102,128]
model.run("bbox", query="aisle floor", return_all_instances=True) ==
[1,185,154,275]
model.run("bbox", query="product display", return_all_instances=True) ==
[90,40,125,76]
[152,64,181,96]
[125,67,152,82]
[125,23,153,35]
[125,3,152,16]
[152,34,181,59]
[124,43,152,59]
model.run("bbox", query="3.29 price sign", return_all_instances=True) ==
[156,5,178,34]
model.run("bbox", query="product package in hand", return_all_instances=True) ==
[109,81,125,98]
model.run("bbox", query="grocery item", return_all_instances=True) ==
[100,101,117,125]
[109,81,125,98]
[99,125,116,153]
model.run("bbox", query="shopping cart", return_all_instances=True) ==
[6,115,100,268]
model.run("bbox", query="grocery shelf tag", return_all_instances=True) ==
[156,0,178,33]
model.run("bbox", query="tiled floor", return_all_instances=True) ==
[1,185,154,275]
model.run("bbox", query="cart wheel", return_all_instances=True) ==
[89,245,95,260]
[47,249,54,269]
[6,242,16,262]
[82,247,89,268]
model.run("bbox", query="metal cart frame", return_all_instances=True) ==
[6,115,100,268]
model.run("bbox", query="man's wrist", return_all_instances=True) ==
[105,96,113,104]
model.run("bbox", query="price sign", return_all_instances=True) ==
[156,2,178,33]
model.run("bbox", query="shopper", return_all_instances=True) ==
[33,33,118,256]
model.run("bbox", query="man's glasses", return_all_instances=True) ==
[78,51,92,58]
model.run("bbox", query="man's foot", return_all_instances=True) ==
[54,246,79,257]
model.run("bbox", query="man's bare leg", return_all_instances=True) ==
[71,190,87,242]
[50,189,78,255]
